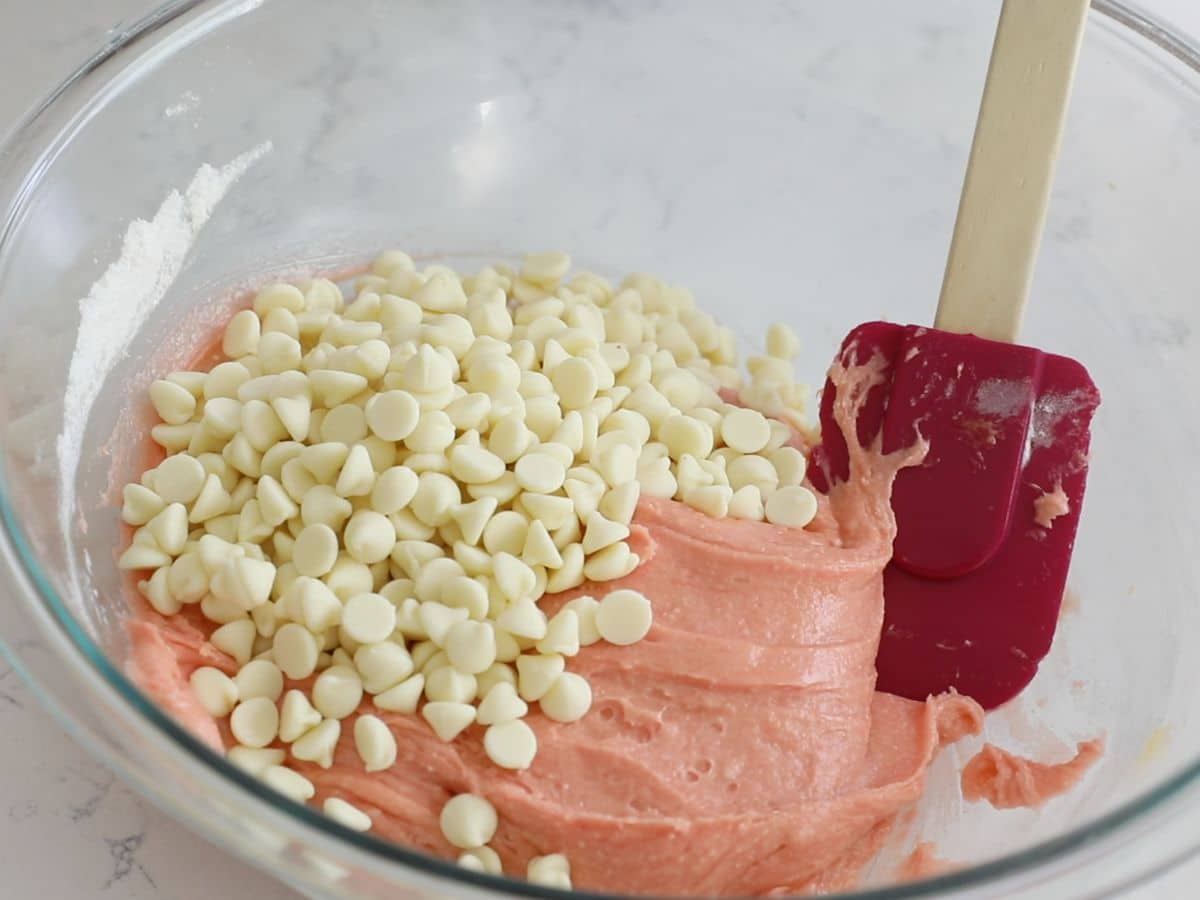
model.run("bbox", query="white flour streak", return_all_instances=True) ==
[57,142,272,536]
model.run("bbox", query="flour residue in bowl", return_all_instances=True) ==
[57,143,271,568]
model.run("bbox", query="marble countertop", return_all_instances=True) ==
[1,1,1199,898]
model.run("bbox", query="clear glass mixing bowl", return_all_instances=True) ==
[1,0,1199,896]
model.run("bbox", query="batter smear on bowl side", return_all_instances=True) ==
[118,252,1101,895]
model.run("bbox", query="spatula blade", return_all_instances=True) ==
[812,322,1100,708]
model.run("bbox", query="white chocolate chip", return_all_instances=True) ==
[261,765,316,802]
[365,390,420,441]
[484,719,538,770]
[764,485,818,528]
[372,673,425,714]
[720,407,772,454]
[536,609,580,657]
[458,847,502,875]
[312,665,364,720]
[353,713,398,772]
[291,718,341,769]
[156,454,206,504]
[516,653,564,702]
[279,689,323,742]
[234,659,284,702]
[539,672,593,723]
[769,446,807,487]
[211,619,257,666]
[335,444,376,498]
[226,746,286,775]
[527,854,572,889]
[189,667,238,717]
[444,620,498,675]
[513,452,566,495]
[122,483,166,526]
[341,592,398,644]
[324,797,373,832]
[440,794,498,850]
[354,642,414,694]
[766,322,801,360]
[476,681,528,725]
[596,589,653,646]
[210,555,276,611]
[424,666,477,704]
[230,696,279,748]
[421,701,476,742]
[729,484,765,520]
[496,599,547,641]
[293,523,339,577]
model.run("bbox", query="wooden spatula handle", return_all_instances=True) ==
[935,0,1090,343]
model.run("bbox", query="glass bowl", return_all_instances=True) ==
[1,1,1199,897]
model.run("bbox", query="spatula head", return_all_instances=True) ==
[811,322,1100,709]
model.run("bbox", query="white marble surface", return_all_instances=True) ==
[1,1,1199,898]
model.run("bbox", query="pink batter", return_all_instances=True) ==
[124,358,1091,894]
[962,739,1106,810]
[897,842,957,881]
[1034,483,1071,529]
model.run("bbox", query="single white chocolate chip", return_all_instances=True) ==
[335,444,376,497]
[476,681,528,725]
[539,672,593,723]
[766,322,801,360]
[347,714,396,774]
[440,793,498,850]
[234,658,284,702]
[424,665,477,704]
[421,701,477,742]
[156,454,206,504]
[769,446,808,487]
[279,689,323,743]
[496,599,547,641]
[484,719,538,770]
[261,765,316,802]
[122,483,166,526]
[458,846,502,875]
[312,665,364,720]
[596,588,653,646]
[189,667,238,717]
[226,746,286,775]
[323,797,373,832]
[229,696,279,748]
[354,642,414,694]
[720,407,772,454]
[527,854,572,889]
[513,452,566,495]
[211,619,257,666]
[291,718,341,769]
[444,620,498,675]
[365,390,420,441]
[516,653,565,703]
[580,510,629,554]
[210,555,276,611]
[764,485,818,528]
[372,672,425,714]
[536,609,580,657]
[273,622,322,680]
[581,541,637,582]
[341,592,398,644]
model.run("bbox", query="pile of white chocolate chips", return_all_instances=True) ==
[119,250,817,887]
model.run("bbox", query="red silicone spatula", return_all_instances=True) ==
[810,0,1100,709]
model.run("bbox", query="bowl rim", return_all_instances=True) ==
[1,1,1199,897]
